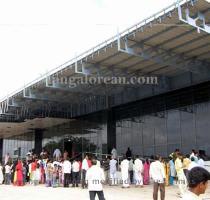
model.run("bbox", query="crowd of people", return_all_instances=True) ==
[117,148,209,199]
[0,147,209,200]
[0,149,82,187]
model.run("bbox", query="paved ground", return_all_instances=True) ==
[0,184,210,200]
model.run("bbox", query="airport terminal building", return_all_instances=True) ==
[0,0,210,160]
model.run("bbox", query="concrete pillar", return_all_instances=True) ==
[107,109,116,154]
[34,129,43,155]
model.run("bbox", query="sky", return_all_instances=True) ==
[0,0,176,99]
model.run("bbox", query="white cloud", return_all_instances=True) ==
[0,0,175,98]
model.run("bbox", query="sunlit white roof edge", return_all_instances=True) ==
[0,0,193,102]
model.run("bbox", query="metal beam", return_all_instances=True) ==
[178,2,210,34]
[121,33,209,75]
[46,74,111,98]
[46,77,100,96]
[118,36,210,75]
[22,84,108,118]
[7,98,22,108]
[97,26,178,65]
[96,6,209,66]
[22,88,77,105]
[51,62,129,96]
[112,31,209,75]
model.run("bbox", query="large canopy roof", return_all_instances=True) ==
[0,0,209,137]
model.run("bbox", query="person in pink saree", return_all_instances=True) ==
[143,159,150,185]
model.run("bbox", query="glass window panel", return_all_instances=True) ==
[142,116,155,146]
[154,117,167,145]
[167,110,181,144]
[195,103,210,151]
[180,110,196,151]
[143,147,154,157]
[155,146,167,157]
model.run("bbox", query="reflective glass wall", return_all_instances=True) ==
[2,112,108,159]
[116,102,210,157]
[2,81,210,159]
[42,112,108,156]
[3,133,35,159]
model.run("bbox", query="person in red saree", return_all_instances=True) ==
[143,159,150,185]
[15,160,23,186]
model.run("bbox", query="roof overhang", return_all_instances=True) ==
[0,0,209,137]
[0,117,72,138]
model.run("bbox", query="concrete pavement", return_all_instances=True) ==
[0,184,209,200]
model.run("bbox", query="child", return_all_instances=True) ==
[58,165,63,187]
[52,164,59,188]
[45,160,53,187]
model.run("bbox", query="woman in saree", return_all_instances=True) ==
[15,160,23,186]
[143,159,150,185]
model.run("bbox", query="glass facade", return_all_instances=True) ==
[41,113,108,157]
[3,133,35,159]
[2,112,108,159]
[116,102,210,157]
[2,81,210,159]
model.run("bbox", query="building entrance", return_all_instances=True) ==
[64,139,73,158]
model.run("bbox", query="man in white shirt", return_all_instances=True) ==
[182,167,210,200]
[150,155,166,200]
[121,156,130,188]
[4,163,11,185]
[82,154,89,188]
[109,156,117,185]
[134,156,143,186]
[72,159,80,187]
[86,158,105,200]
[63,158,71,187]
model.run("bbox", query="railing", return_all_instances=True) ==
[81,152,157,171]
[82,151,123,171]
[83,151,112,158]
